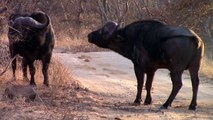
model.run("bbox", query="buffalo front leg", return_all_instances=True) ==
[133,64,145,104]
[42,62,49,86]
[144,70,155,105]
[29,62,36,86]
[10,48,16,80]
[161,72,183,109]
[22,58,29,81]
[11,57,16,80]
[42,55,51,86]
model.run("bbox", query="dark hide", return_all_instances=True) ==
[88,20,204,110]
[8,11,55,86]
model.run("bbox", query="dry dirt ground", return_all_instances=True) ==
[0,51,213,120]
[54,51,213,120]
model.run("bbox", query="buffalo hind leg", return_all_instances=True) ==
[133,64,145,104]
[188,66,199,110]
[161,71,183,109]
[144,70,155,105]
[29,62,36,86]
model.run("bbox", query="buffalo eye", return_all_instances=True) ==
[100,29,110,36]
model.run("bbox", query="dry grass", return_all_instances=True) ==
[55,33,107,53]
[0,39,10,67]
[200,57,213,79]
[0,34,76,86]
[0,40,97,119]
[32,58,74,86]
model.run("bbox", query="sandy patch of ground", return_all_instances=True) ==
[55,51,213,120]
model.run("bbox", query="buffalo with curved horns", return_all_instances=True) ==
[88,20,204,110]
[8,11,55,86]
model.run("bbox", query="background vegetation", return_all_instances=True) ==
[0,0,213,76]
[1,0,213,55]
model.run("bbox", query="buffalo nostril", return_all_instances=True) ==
[88,33,93,43]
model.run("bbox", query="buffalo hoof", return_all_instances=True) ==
[133,99,141,106]
[144,101,152,105]
[156,106,167,113]
[160,105,168,110]
[134,99,142,104]
[30,81,36,87]
[132,102,141,106]
[43,82,49,87]
[144,98,152,105]
[188,105,196,110]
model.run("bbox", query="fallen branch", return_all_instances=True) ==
[0,54,18,76]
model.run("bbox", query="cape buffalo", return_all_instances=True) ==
[8,11,55,86]
[88,20,204,110]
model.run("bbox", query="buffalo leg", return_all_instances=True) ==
[10,47,16,80]
[42,55,51,86]
[162,72,183,109]
[22,58,29,81]
[144,70,155,105]
[188,69,199,110]
[29,62,36,86]
[188,60,200,110]
[11,57,16,80]
[42,62,49,86]
[133,64,145,104]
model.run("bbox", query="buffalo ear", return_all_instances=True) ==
[103,21,119,35]
[119,22,125,28]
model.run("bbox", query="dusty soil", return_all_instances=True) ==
[54,51,213,120]
[0,51,213,120]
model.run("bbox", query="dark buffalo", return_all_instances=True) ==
[88,20,204,110]
[8,11,55,86]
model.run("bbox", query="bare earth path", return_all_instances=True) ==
[55,51,213,120]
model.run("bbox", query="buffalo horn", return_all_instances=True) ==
[103,21,118,35]
[13,16,48,29]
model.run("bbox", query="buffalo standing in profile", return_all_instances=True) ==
[8,11,55,86]
[88,20,204,110]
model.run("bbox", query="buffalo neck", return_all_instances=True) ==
[108,29,134,60]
